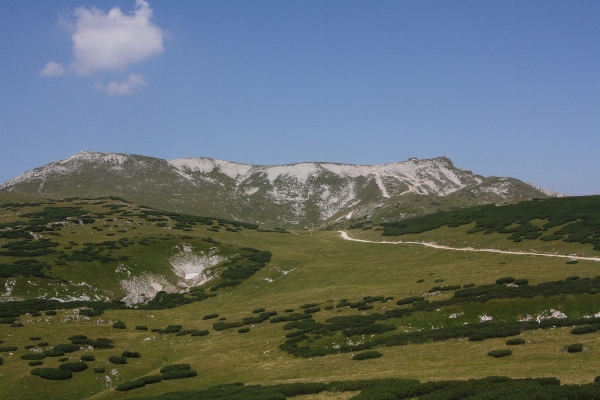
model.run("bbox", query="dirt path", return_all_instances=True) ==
[338,231,600,262]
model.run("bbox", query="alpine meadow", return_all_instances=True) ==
[1,153,600,399]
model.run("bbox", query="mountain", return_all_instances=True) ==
[0,151,555,228]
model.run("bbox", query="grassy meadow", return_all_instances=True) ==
[0,194,599,398]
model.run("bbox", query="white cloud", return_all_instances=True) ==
[94,73,147,95]
[41,61,66,76]
[70,0,163,75]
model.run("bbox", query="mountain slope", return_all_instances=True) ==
[0,151,554,228]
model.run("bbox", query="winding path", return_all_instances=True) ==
[338,231,600,262]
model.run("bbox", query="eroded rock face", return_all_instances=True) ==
[119,245,227,306]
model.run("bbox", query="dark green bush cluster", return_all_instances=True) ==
[158,325,182,334]
[68,336,113,349]
[135,325,148,330]
[0,346,18,352]
[80,354,95,361]
[396,296,425,305]
[506,338,526,345]
[59,362,88,372]
[571,325,599,335]
[303,306,321,314]
[214,311,278,331]
[108,356,127,364]
[203,313,219,320]
[210,249,272,291]
[31,367,72,380]
[352,351,382,360]
[252,308,266,314]
[567,343,584,353]
[381,195,600,250]
[28,360,43,366]
[122,351,140,358]
[429,285,461,293]
[270,313,312,324]
[496,277,516,285]
[112,321,126,329]
[29,336,42,341]
[0,298,126,319]
[488,349,512,358]
[191,329,210,337]
[238,328,250,333]
[94,367,105,373]
[141,290,216,310]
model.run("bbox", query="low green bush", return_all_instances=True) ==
[202,313,218,320]
[28,360,43,366]
[238,328,250,333]
[30,336,42,341]
[571,325,598,335]
[396,296,424,305]
[67,335,87,340]
[59,362,88,372]
[58,357,67,362]
[488,349,512,358]
[160,364,190,373]
[0,357,3,365]
[352,351,382,360]
[80,354,95,361]
[37,342,48,347]
[45,310,57,315]
[135,325,148,330]
[94,367,105,373]
[122,351,141,358]
[300,303,319,309]
[159,325,182,334]
[0,346,18,352]
[112,321,126,329]
[53,343,80,353]
[567,343,584,353]
[116,379,146,391]
[506,338,526,345]
[495,277,516,285]
[142,375,163,384]
[252,308,266,314]
[190,330,209,337]
[515,279,529,285]
[303,307,321,314]
[25,344,35,350]
[284,308,295,313]
[162,369,198,380]
[21,353,46,360]
[31,367,72,380]
[108,356,127,364]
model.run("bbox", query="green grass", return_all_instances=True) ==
[1,195,600,399]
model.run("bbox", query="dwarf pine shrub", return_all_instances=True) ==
[108,356,127,364]
[122,351,141,358]
[135,325,148,331]
[94,367,105,373]
[506,338,526,345]
[162,369,198,380]
[80,354,95,361]
[567,343,584,353]
[112,321,126,329]
[31,367,72,380]
[59,362,88,372]
[28,361,43,366]
[238,328,250,333]
[488,349,512,358]
[159,364,190,373]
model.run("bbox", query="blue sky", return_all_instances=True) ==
[1,0,598,195]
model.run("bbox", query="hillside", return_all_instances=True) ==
[0,151,554,228]
[1,194,599,399]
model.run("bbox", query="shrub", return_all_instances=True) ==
[202,313,219,320]
[571,325,598,335]
[80,354,95,361]
[112,321,126,329]
[238,328,250,333]
[122,351,141,358]
[496,277,516,285]
[30,336,42,341]
[300,303,319,309]
[31,367,72,380]
[488,349,512,358]
[67,335,87,340]
[45,310,57,315]
[160,364,190,373]
[396,296,424,305]
[28,361,43,366]
[37,342,49,347]
[303,307,321,314]
[135,325,148,331]
[566,260,578,264]
[352,351,383,360]
[463,283,476,288]
[20,353,46,360]
[0,357,2,365]
[252,308,266,314]
[116,379,146,391]
[162,369,198,380]
[53,343,80,353]
[595,376,600,384]
[567,343,584,353]
[108,356,127,364]
[143,375,163,384]
[58,357,68,362]
[0,346,18,352]
[506,338,526,345]
[515,279,529,285]
[285,309,295,313]
[324,305,334,310]
[417,279,424,283]
[25,345,35,350]
[191,329,210,337]
[59,362,88,372]
[94,367,105,373]
[159,325,182,334]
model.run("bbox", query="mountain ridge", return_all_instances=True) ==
[0,151,557,228]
